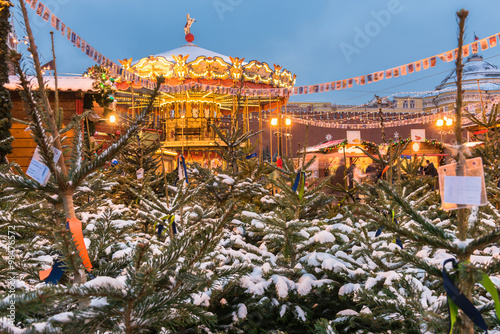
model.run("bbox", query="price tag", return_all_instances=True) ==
[26,147,62,186]
[136,168,144,180]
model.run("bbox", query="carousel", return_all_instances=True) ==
[114,15,295,168]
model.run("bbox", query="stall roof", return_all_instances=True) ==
[5,75,95,92]
[303,139,345,153]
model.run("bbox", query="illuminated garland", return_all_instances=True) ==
[361,140,378,152]
[424,139,445,153]
[319,139,347,153]
[388,137,411,148]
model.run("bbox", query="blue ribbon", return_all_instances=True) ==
[44,260,65,285]
[292,171,301,192]
[443,258,488,333]
[180,155,189,184]
[246,152,257,159]
[158,216,177,236]
[374,211,402,249]
[157,223,164,236]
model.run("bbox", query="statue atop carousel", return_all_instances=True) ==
[184,14,196,42]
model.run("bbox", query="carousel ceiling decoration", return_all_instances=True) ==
[121,55,295,88]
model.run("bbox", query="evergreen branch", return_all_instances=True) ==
[71,77,164,187]
[378,181,452,241]
[0,171,57,192]
[465,228,500,255]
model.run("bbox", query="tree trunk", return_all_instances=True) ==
[455,9,474,334]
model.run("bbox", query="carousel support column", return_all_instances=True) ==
[245,96,250,145]
[269,93,272,161]
[258,98,263,163]
[232,92,236,134]
[212,93,216,141]
[278,99,282,158]
[164,106,168,142]
[131,85,135,118]
[285,101,288,157]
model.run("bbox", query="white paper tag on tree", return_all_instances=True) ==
[443,176,482,205]
[26,146,62,186]
[136,168,144,180]
[438,157,487,210]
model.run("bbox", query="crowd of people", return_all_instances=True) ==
[330,159,439,190]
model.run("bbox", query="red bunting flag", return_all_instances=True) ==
[385,68,392,79]
[35,2,44,16]
[480,38,489,51]
[393,67,400,77]
[472,42,479,53]
[462,44,470,57]
[400,65,407,76]
[415,61,421,72]
[423,58,430,69]
[408,63,414,73]
[42,7,50,21]
[489,35,497,48]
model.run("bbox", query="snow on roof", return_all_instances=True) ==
[144,43,235,64]
[304,139,345,153]
[438,54,500,89]
[5,75,95,92]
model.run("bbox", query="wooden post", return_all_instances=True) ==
[455,9,474,334]
[259,97,262,163]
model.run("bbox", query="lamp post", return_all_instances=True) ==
[285,117,291,157]
[436,116,453,142]
[181,114,185,156]
[270,117,278,161]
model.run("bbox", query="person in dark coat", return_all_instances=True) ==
[332,160,346,188]
[424,160,438,177]
[346,164,356,189]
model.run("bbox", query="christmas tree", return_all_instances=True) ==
[0,0,13,164]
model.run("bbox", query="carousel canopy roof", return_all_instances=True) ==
[146,43,234,65]
[119,17,296,89]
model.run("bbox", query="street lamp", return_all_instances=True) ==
[270,117,278,161]
[436,116,453,142]
[285,118,291,156]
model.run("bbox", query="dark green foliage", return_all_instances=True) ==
[0,1,13,164]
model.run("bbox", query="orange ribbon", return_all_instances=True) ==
[38,217,92,281]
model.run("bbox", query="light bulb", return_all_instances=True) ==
[109,115,116,123]
[436,119,444,127]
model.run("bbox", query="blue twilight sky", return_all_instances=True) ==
[13,0,500,105]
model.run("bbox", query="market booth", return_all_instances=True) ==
[300,139,377,180]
